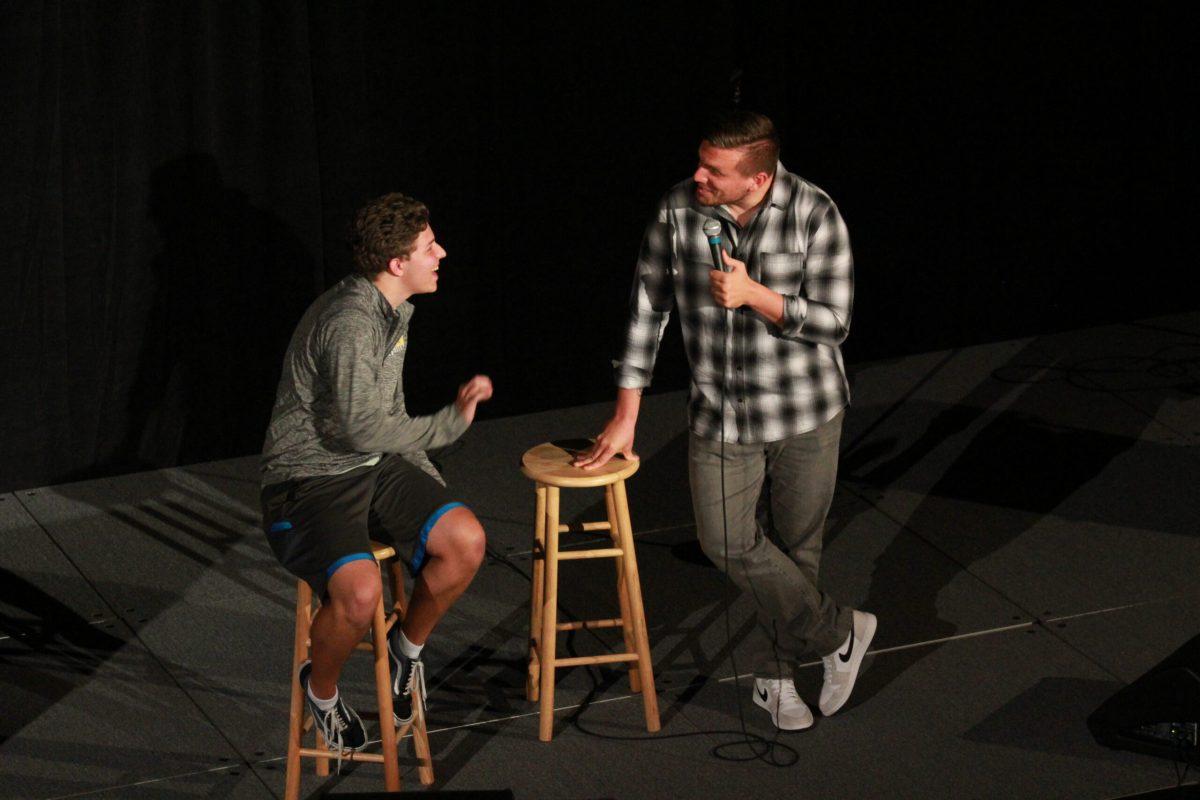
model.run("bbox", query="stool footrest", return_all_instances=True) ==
[554,652,639,668]
[556,617,624,631]
[557,521,611,533]
[298,747,387,764]
[557,547,623,561]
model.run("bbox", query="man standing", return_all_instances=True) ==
[260,192,492,753]
[576,111,876,731]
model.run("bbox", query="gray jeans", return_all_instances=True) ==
[688,410,852,676]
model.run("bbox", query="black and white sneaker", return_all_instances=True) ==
[299,660,368,753]
[753,677,814,731]
[387,628,425,726]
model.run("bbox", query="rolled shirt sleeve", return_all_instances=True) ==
[779,202,854,345]
[614,207,676,389]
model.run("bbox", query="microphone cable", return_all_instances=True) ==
[707,218,798,767]
[480,220,800,765]
[542,306,798,765]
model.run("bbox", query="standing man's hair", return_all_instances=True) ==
[349,192,429,277]
[700,110,781,177]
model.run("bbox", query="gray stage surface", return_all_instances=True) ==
[2,312,1198,799]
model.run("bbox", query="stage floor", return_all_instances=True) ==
[3,312,1198,799]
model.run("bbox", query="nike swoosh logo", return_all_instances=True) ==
[838,632,854,664]
[758,687,769,702]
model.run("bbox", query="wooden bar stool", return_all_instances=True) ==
[284,540,434,799]
[521,441,660,742]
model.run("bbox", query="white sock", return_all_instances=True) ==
[307,683,338,711]
[397,629,424,660]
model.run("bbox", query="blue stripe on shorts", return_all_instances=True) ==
[411,502,466,575]
[326,551,375,578]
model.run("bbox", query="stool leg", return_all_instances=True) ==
[605,485,641,693]
[411,681,435,785]
[311,601,330,777]
[371,571,402,792]
[389,559,407,625]
[612,479,660,732]
[387,554,436,786]
[285,580,312,800]
[538,486,561,742]
[528,484,547,702]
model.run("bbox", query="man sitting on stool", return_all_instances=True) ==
[260,192,492,753]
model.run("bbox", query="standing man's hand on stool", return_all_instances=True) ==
[455,375,493,425]
[574,387,641,470]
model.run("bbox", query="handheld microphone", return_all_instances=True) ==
[703,218,727,272]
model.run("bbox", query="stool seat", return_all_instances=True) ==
[520,440,639,488]
[521,441,659,742]
[369,540,397,560]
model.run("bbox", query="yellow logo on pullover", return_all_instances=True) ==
[393,335,407,352]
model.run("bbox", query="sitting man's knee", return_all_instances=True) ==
[347,582,382,627]
[434,508,486,571]
[450,514,486,570]
[461,518,486,569]
[330,568,381,628]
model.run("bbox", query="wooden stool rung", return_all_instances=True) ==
[556,617,624,631]
[557,521,611,533]
[554,652,639,668]
[557,547,623,561]
[298,747,387,764]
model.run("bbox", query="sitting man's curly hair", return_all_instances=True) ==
[349,192,429,277]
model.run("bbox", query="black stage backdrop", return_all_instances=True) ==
[1,3,1195,491]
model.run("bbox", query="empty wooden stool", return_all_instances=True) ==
[521,441,660,742]
[284,540,434,799]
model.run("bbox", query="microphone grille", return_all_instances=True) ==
[703,218,722,238]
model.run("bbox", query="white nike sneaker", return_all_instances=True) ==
[752,677,814,731]
[818,609,878,717]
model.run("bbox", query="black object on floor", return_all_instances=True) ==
[338,791,517,799]
[1089,633,1200,764]
[1105,784,1200,800]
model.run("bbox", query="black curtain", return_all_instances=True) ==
[1,3,323,488]
[2,2,1195,491]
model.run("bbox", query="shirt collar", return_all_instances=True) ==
[392,299,414,326]
[766,161,790,209]
[352,274,413,323]
[712,161,790,225]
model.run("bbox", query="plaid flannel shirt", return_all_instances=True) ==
[615,164,853,443]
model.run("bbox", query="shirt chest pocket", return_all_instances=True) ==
[759,251,806,295]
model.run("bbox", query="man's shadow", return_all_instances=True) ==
[125,153,318,469]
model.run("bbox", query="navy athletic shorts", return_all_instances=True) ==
[260,454,465,598]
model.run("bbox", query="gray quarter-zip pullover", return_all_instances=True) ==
[261,274,467,486]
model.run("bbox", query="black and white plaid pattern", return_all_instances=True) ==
[615,164,853,443]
